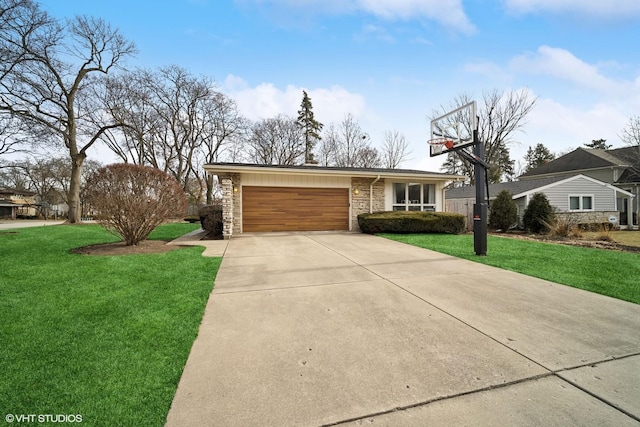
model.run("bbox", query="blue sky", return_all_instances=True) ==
[40,0,640,172]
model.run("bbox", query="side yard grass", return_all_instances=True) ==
[382,233,640,305]
[0,223,220,426]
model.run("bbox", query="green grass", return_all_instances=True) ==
[0,223,220,426]
[382,233,640,305]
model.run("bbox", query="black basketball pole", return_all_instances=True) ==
[473,129,488,256]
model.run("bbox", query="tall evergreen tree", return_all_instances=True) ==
[524,143,555,172]
[297,90,323,164]
[584,139,611,149]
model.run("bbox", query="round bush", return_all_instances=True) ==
[84,164,187,245]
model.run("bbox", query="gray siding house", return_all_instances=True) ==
[519,147,639,227]
[446,174,634,230]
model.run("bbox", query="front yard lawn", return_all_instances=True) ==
[0,223,220,426]
[382,233,640,305]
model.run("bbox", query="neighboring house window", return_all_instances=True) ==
[393,183,436,211]
[569,195,593,211]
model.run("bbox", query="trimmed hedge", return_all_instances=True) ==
[358,211,465,234]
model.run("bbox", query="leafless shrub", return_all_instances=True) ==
[545,216,582,239]
[84,164,187,245]
[594,224,614,242]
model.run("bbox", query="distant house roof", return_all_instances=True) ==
[446,176,566,199]
[519,147,639,184]
[205,162,464,181]
[0,187,36,197]
[446,174,634,200]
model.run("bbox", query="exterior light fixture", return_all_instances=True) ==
[233,186,239,193]
[353,188,359,195]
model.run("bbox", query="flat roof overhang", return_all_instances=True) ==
[204,163,464,182]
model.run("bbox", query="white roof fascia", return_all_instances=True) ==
[512,174,635,199]
[204,164,463,181]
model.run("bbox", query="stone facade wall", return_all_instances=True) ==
[219,173,241,238]
[351,177,385,231]
[556,211,620,226]
[220,177,233,239]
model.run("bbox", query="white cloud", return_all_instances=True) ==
[510,46,623,93]
[356,24,395,43]
[238,0,475,34]
[464,61,513,84]
[222,74,367,123]
[503,0,640,19]
[516,98,629,157]
[357,0,475,33]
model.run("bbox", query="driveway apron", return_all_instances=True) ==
[166,232,640,427]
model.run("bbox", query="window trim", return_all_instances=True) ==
[568,194,594,211]
[392,182,436,211]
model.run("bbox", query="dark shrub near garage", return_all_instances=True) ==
[199,205,223,239]
[358,211,465,234]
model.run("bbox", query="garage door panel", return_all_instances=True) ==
[242,186,349,232]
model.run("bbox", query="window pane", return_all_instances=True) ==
[394,183,406,204]
[423,184,435,204]
[408,183,420,204]
[408,206,421,211]
[569,196,580,210]
[423,206,436,212]
[393,205,406,211]
[582,196,592,210]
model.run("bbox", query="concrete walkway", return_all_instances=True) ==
[0,219,65,230]
[166,232,640,426]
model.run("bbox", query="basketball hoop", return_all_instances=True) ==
[428,137,456,156]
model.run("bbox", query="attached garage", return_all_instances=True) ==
[242,186,349,232]
[204,163,463,238]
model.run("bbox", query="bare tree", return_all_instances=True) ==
[435,89,536,183]
[0,113,30,159]
[357,145,381,168]
[248,115,305,165]
[316,123,338,166]
[198,92,247,203]
[330,114,380,168]
[0,1,136,222]
[100,66,239,204]
[98,69,161,165]
[380,130,411,169]
[620,116,640,147]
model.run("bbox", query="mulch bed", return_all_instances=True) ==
[490,232,640,253]
[71,240,182,256]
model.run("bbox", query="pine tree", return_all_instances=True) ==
[297,91,323,164]
[524,144,555,172]
[488,190,518,231]
[584,139,611,149]
[523,193,554,233]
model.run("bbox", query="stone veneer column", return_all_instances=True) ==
[220,177,234,239]
[351,177,385,231]
[230,173,242,234]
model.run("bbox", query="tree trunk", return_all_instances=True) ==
[67,153,86,223]
[206,173,214,205]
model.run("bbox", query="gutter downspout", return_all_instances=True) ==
[370,175,381,213]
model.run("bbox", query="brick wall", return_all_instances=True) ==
[351,177,385,231]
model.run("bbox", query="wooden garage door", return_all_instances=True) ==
[242,186,349,232]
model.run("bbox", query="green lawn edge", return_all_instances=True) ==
[381,233,640,305]
[0,223,220,426]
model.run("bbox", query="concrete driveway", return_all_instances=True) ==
[166,232,640,426]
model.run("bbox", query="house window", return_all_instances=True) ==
[569,195,593,211]
[392,183,436,211]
